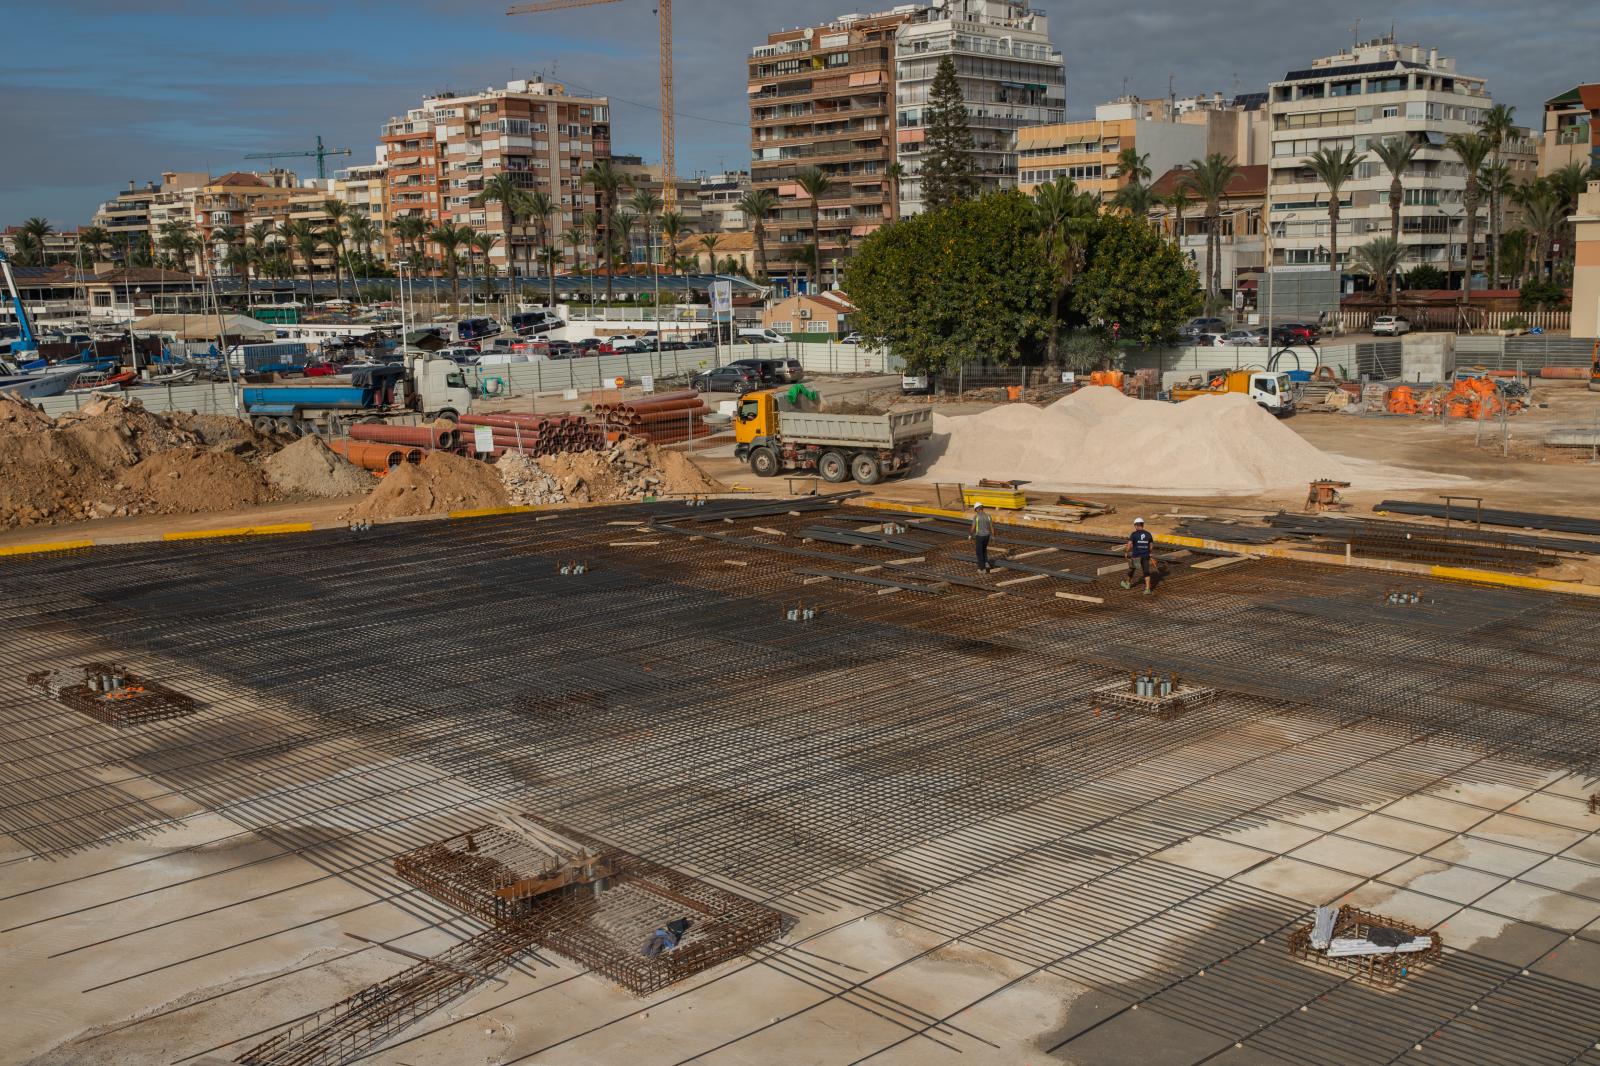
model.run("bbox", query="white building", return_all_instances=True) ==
[894,0,1065,216]
[1267,37,1496,280]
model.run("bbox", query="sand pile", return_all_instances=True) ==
[920,387,1453,496]
[498,437,723,506]
[263,436,374,498]
[124,448,271,513]
[344,451,509,521]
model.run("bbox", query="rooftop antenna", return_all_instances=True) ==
[1168,74,1176,120]
[1351,16,1361,47]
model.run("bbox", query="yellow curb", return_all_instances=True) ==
[0,539,94,558]
[162,523,315,541]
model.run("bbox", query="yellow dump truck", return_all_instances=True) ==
[732,389,932,484]
[1170,369,1295,416]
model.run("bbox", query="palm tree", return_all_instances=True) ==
[1549,161,1599,279]
[471,231,499,303]
[1447,133,1491,300]
[523,190,555,283]
[1181,154,1238,302]
[475,173,529,297]
[345,216,378,278]
[1158,187,1187,244]
[1301,145,1364,275]
[1479,103,1517,286]
[795,166,833,292]
[78,225,111,264]
[1476,161,1513,288]
[612,209,638,267]
[737,189,777,281]
[537,246,562,309]
[18,217,53,265]
[1111,180,1154,220]
[158,220,200,273]
[1512,179,1564,283]
[1371,136,1419,300]
[582,159,628,304]
[884,163,905,222]
[211,224,243,278]
[246,221,275,284]
[1116,147,1152,187]
[457,226,481,308]
[1351,237,1403,313]
[429,223,467,314]
[321,199,349,302]
[698,233,721,276]
[1033,179,1097,367]
[831,230,853,288]
[1497,228,1530,287]
[627,188,663,281]
[293,226,322,295]
[561,229,586,280]
[393,215,428,266]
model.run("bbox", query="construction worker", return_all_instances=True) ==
[1121,517,1156,595]
[970,502,994,573]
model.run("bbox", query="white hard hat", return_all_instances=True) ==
[973,501,984,508]
[1134,517,1145,524]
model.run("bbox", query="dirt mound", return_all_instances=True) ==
[263,436,374,499]
[344,451,509,521]
[499,437,723,505]
[920,386,1455,497]
[124,448,271,513]
[0,394,295,527]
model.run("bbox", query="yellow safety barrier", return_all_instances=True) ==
[0,539,94,558]
[163,523,314,541]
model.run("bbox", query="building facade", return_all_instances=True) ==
[894,0,1064,216]
[1017,106,1207,201]
[91,172,209,260]
[748,10,911,287]
[1148,164,1267,294]
[1540,84,1600,177]
[697,171,753,233]
[380,80,610,279]
[1573,180,1600,339]
[1267,37,1498,281]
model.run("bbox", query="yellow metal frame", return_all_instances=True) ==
[959,486,1026,510]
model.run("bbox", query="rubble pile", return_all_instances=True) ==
[497,436,723,506]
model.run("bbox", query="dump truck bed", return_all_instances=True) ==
[775,408,932,449]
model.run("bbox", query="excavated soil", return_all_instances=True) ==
[344,451,510,521]
[262,437,374,499]
[123,448,271,514]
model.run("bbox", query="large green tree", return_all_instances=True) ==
[844,191,1053,375]
[1070,212,1203,347]
[919,55,978,211]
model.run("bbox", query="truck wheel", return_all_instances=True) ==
[749,447,779,478]
[251,416,274,433]
[817,451,849,483]
[850,453,882,485]
[273,416,301,437]
[437,408,459,424]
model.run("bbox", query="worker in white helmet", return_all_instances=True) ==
[1121,517,1156,595]
[970,502,995,573]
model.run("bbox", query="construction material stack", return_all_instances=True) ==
[457,413,606,456]
[591,389,712,445]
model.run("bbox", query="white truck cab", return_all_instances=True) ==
[405,353,475,421]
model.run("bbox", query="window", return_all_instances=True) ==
[737,398,760,421]
[1380,106,1399,119]
[770,321,792,333]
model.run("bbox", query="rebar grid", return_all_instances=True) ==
[2,501,1600,1066]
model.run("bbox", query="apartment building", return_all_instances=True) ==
[91,172,209,257]
[331,157,391,250]
[894,0,1064,216]
[1573,180,1600,338]
[380,79,610,277]
[1148,164,1267,294]
[1540,84,1600,176]
[698,171,753,233]
[611,154,703,264]
[1267,37,1498,281]
[1017,104,1206,201]
[191,170,300,273]
[748,10,911,287]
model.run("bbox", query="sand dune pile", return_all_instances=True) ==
[344,451,509,521]
[920,386,1453,496]
[263,436,374,499]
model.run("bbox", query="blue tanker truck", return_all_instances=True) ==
[241,354,475,436]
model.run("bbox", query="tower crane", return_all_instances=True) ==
[243,135,353,180]
[506,0,676,207]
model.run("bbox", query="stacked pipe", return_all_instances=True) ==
[329,439,423,471]
[349,422,457,449]
[590,390,713,445]
[456,413,605,456]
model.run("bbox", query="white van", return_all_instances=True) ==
[738,328,786,345]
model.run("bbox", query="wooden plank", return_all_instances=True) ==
[1012,547,1060,559]
[884,556,927,565]
[996,574,1049,587]
[723,559,750,567]
[753,526,787,537]
[1097,562,1128,576]
[1192,555,1251,570]
[1055,591,1106,604]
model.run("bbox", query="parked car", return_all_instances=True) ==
[841,332,863,345]
[1275,322,1321,343]
[1220,328,1266,347]
[1371,315,1412,336]
[1180,316,1229,339]
[738,328,786,345]
[1192,332,1226,347]
[692,366,760,395]
[727,357,785,384]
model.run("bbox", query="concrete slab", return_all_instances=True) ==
[1213,818,1324,855]
[1049,1003,1240,1066]
[1339,812,1458,853]
[1340,883,1461,929]
[1425,835,1549,878]
[1289,835,1411,879]
[1384,856,1510,905]
[1470,813,1590,855]
[1438,908,1567,965]
[1235,858,1367,905]
[1382,794,1495,833]
[1530,936,1600,991]
[1474,880,1600,933]
[1152,837,1274,879]
[1503,791,1600,831]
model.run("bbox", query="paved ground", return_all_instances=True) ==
[2,503,1598,1066]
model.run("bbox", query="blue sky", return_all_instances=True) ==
[2,0,1594,227]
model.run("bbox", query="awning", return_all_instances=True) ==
[1424,131,1446,146]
